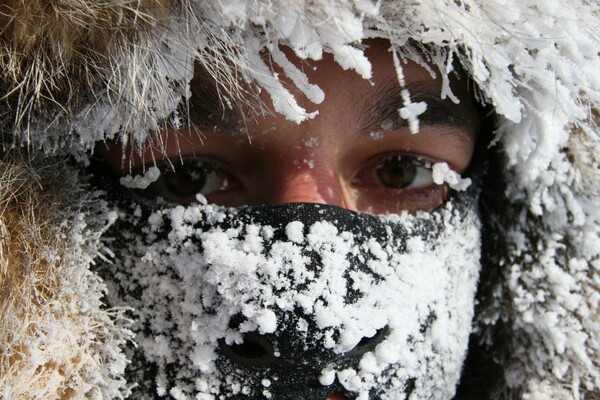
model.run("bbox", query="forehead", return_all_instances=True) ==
[190,38,477,131]
[101,39,479,167]
[277,40,435,97]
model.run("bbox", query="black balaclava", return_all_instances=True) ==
[95,177,481,400]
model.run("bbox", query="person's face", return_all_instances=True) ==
[101,40,479,214]
[96,40,483,400]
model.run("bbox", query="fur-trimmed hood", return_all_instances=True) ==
[1,1,599,399]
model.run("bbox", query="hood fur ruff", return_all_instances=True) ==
[1,0,599,399]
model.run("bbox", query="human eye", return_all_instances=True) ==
[137,158,239,205]
[374,154,433,189]
[352,153,449,213]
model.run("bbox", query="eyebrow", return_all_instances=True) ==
[358,80,479,141]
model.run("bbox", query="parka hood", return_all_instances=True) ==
[1,1,599,399]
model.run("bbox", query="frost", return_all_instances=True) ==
[303,137,318,147]
[256,309,278,334]
[432,162,472,191]
[119,166,161,189]
[319,368,336,386]
[332,45,372,80]
[270,45,325,104]
[285,221,305,243]
[246,38,318,123]
[369,131,384,140]
[398,89,427,134]
[196,193,208,205]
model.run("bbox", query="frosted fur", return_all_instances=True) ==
[0,160,131,399]
[1,0,599,399]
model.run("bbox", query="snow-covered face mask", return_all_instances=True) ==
[99,184,481,400]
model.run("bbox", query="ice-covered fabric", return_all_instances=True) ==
[1,1,599,399]
[96,193,480,400]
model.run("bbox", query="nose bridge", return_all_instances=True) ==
[268,152,346,207]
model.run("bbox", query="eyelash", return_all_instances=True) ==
[353,153,434,186]
[351,153,449,213]
[376,155,432,186]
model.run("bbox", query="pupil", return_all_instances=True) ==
[164,164,208,197]
[377,156,416,188]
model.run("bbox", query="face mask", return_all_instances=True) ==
[97,186,481,400]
